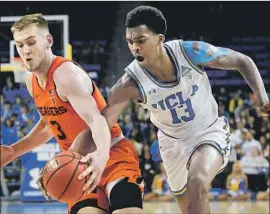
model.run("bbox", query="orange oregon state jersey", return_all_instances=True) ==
[32,56,122,151]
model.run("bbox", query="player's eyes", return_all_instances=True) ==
[137,40,145,44]
[127,40,133,45]
[28,41,36,46]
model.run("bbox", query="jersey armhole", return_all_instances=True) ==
[124,68,146,104]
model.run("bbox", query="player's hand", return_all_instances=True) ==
[150,140,162,162]
[260,103,270,117]
[0,145,15,168]
[78,150,109,194]
[36,168,52,201]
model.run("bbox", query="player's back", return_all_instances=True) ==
[32,56,122,150]
[125,40,219,140]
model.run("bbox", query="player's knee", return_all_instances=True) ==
[76,207,106,214]
[70,199,106,214]
[109,178,143,213]
[187,173,208,197]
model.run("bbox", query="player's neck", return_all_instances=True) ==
[146,47,174,75]
[33,53,56,87]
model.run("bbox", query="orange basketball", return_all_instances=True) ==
[41,151,89,203]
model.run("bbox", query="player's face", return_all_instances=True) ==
[126,25,164,67]
[13,26,53,71]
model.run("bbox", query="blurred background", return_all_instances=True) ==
[0,1,269,212]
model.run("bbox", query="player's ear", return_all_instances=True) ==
[46,34,53,48]
[158,34,165,43]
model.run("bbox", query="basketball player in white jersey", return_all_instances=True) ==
[80,5,270,214]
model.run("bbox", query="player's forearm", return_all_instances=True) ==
[11,119,53,157]
[237,56,269,106]
[88,115,111,154]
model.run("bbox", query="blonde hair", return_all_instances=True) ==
[11,13,49,34]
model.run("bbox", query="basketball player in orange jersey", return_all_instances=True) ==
[0,14,143,214]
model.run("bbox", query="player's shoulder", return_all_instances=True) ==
[111,73,141,101]
[164,39,184,49]
[116,73,137,89]
[53,61,89,83]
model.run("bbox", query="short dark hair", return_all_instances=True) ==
[125,6,167,35]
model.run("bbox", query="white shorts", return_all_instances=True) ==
[157,116,231,196]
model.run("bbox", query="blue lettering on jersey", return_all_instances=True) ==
[152,85,199,124]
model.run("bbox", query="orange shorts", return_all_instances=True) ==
[68,138,143,213]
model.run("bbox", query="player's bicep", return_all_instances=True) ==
[54,63,100,125]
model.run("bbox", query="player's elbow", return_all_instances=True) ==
[86,114,109,131]
[236,53,253,71]
[101,108,115,130]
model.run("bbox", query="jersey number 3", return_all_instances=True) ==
[50,120,67,140]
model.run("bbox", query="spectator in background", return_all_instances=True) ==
[225,161,249,201]
[10,113,20,134]
[17,104,31,127]
[144,163,173,202]
[217,87,229,109]
[263,144,269,162]
[140,148,156,194]
[241,130,262,156]
[234,121,245,141]
[130,128,144,158]
[259,136,268,151]
[246,116,256,132]
[1,118,18,146]
[12,96,23,114]
[240,147,269,192]
[1,101,13,123]
[26,119,34,133]
[256,178,269,201]
[122,114,134,138]
[2,76,16,103]
[0,95,4,112]
[260,117,270,136]
[230,91,244,117]
[218,103,229,118]
[229,126,243,162]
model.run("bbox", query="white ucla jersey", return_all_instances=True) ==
[124,39,219,140]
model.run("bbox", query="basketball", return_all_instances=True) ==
[41,151,90,203]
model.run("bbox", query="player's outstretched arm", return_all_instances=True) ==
[1,73,53,167]
[183,41,269,116]
[53,62,111,194]
[102,73,142,128]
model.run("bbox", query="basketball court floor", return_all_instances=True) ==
[1,201,269,214]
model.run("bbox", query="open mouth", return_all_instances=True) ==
[26,58,33,62]
[135,55,144,62]
[134,54,144,62]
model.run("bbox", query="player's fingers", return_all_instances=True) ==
[80,153,92,163]
[87,173,100,194]
[78,165,94,180]
[84,171,97,192]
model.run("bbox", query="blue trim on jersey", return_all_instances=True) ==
[172,184,187,196]
[141,44,181,88]
[125,68,147,104]
[182,41,230,66]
